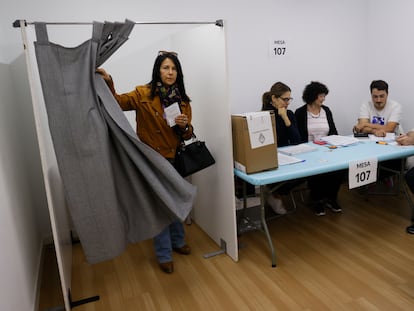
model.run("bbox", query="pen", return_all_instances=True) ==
[288,159,306,165]
[376,141,388,145]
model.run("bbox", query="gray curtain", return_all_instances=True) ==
[34,20,197,264]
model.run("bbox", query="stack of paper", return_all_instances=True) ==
[278,143,317,156]
[277,153,305,166]
[368,133,395,142]
[320,135,359,146]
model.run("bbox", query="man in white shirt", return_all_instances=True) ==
[353,80,403,137]
[396,130,414,234]
[353,80,403,188]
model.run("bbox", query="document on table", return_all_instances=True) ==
[320,135,359,146]
[368,133,396,142]
[278,143,317,156]
[277,152,306,166]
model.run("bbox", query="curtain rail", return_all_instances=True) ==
[13,19,224,28]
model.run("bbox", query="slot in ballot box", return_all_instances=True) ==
[231,112,278,174]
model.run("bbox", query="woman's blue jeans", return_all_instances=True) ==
[153,220,185,263]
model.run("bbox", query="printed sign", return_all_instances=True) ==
[245,111,274,149]
[269,39,287,57]
[348,157,378,189]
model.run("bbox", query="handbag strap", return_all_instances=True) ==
[177,128,197,145]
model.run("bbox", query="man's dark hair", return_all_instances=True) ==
[370,80,389,93]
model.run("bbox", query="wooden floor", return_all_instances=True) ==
[39,184,414,311]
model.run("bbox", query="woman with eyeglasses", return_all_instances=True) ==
[97,51,192,274]
[295,81,344,216]
[262,82,301,214]
[262,82,301,147]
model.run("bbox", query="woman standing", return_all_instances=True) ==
[262,82,301,214]
[97,51,193,273]
[295,81,344,216]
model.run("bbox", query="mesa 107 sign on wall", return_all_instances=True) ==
[269,39,287,57]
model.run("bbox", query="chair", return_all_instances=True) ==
[266,178,309,212]
[365,158,405,195]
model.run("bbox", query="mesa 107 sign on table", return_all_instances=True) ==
[348,157,378,189]
[269,39,287,57]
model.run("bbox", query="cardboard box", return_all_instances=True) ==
[231,113,278,174]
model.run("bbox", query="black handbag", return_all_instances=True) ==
[174,133,216,177]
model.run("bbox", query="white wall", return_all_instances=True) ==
[0,61,44,311]
[225,0,369,135]
[1,1,414,310]
[366,0,414,132]
[2,0,414,129]
[0,0,368,137]
[9,54,51,239]
[2,1,413,130]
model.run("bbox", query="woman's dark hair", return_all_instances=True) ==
[370,80,388,93]
[302,81,329,105]
[149,52,190,102]
[262,82,291,110]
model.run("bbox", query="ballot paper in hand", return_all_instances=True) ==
[164,102,181,127]
[245,111,275,149]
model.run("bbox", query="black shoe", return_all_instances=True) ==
[406,225,414,234]
[324,199,342,213]
[313,202,326,216]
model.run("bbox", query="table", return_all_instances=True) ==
[234,140,414,267]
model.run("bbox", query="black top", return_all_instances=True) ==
[262,104,301,147]
[294,104,338,144]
